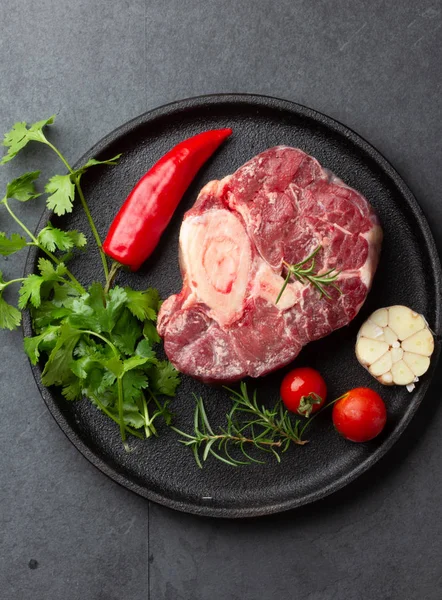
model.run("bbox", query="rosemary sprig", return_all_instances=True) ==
[172,382,308,468]
[275,244,341,304]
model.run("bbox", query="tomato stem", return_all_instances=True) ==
[300,393,349,438]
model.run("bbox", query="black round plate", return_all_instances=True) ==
[23,94,442,518]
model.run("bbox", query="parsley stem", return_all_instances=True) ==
[44,140,72,173]
[81,329,119,354]
[80,329,126,443]
[2,197,85,293]
[117,376,126,443]
[0,277,25,291]
[73,177,110,280]
[2,197,38,243]
[44,140,110,280]
[92,393,142,439]
[104,261,122,294]
[147,388,165,412]
[142,394,152,438]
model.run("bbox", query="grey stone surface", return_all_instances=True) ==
[0,0,441,599]
[0,1,149,599]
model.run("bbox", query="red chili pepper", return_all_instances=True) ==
[103,128,232,270]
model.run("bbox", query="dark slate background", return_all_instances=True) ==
[1,1,441,598]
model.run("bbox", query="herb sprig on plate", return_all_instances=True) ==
[275,244,341,304]
[0,116,180,447]
[173,382,313,467]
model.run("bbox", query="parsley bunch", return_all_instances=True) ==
[0,116,180,447]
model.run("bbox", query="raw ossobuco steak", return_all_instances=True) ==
[157,146,383,383]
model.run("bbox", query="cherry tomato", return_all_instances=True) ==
[280,367,327,417]
[332,387,387,442]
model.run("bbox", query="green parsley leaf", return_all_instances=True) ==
[20,261,69,310]
[41,324,81,386]
[125,287,160,321]
[5,171,41,202]
[122,355,151,373]
[28,116,56,139]
[0,116,55,164]
[0,296,21,330]
[73,337,107,359]
[70,338,115,393]
[37,222,86,252]
[143,320,161,344]
[45,174,75,215]
[135,338,156,360]
[67,230,87,249]
[38,258,55,279]
[68,284,127,333]
[52,282,80,307]
[38,226,70,252]
[147,360,180,397]
[1,122,29,164]
[0,232,27,256]
[84,154,122,168]
[74,154,122,177]
[86,370,116,400]
[121,370,149,403]
[104,286,129,331]
[86,388,113,410]
[18,258,66,309]
[31,300,72,332]
[97,370,117,395]
[62,379,83,401]
[119,404,146,429]
[104,356,124,378]
[18,274,44,309]
[111,309,141,355]
[67,298,96,331]
[37,257,67,280]
[23,325,60,365]
[70,351,105,380]
[86,283,127,333]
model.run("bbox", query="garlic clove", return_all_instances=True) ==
[388,305,426,341]
[383,326,398,346]
[358,320,385,340]
[369,351,393,376]
[401,328,434,356]
[356,337,390,365]
[370,308,389,328]
[391,360,415,385]
[403,352,430,377]
[379,372,394,385]
[390,347,404,363]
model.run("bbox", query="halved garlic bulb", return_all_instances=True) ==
[356,306,434,387]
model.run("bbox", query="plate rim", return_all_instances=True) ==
[22,93,442,518]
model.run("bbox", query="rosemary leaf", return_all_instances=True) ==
[275,244,341,304]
